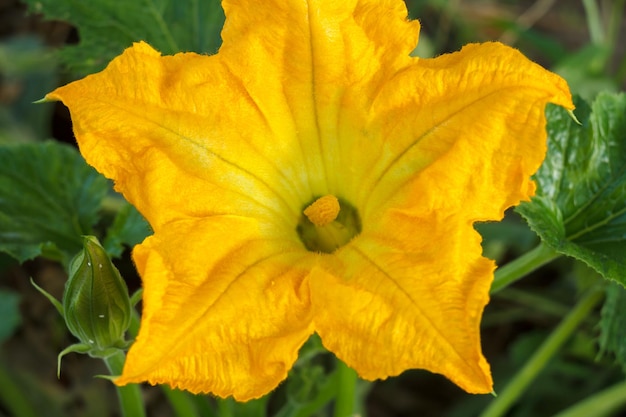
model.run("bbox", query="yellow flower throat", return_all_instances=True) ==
[297,195,361,253]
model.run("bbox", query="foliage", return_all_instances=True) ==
[0,141,109,265]
[517,93,626,286]
[103,203,151,259]
[24,0,224,76]
[0,140,151,265]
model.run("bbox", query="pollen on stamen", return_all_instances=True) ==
[304,195,340,227]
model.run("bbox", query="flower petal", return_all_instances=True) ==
[363,42,574,219]
[219,0,420,200]
[115,216,315,400]
[46,0,420,227]
[311,42,572,393]
[311,209,493,393]
[46,42,306,230]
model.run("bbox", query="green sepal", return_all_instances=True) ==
[57,343,92,378]
[32,97,50,104]
[30,277,64,317]
[94,374,118,382]
[567,109,582,125]
[87,346,129,360]
[129,289,143,308]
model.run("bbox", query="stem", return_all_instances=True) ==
[494,288,570,318]
[100,195,127,215]
[490,243,559,294]
[104,350,146,417]
[193,396,219,417]
[162,386,201,417]
[128,307,141,340]
[274,365,341,417]
[334,360,358,417]
[552,380,626,417]
[582,0,605,44]
[479,288,604,417]
[0,364,38,417]
[216,398,235,417]
[606,0,625,51]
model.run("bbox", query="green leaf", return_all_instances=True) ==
[0,141,109,264]
[0,289,21,344]
[517,92,626,285]
[24,0,224,77]
[599,282,626,371]
[102,202,151,258]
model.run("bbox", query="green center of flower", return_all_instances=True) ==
[297,195,361,253]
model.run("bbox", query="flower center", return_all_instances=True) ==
[297,195,361,253]
[303,195,340,226]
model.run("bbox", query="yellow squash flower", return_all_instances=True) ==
[47,0,572,401]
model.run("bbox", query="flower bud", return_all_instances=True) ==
[63,236,132,354]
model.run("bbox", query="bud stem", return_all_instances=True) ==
[334,359,359,417]
[104,350,146,417]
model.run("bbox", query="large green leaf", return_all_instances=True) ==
[517,93,626,285]
[0,141,109,264]
[25,0,224,77]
